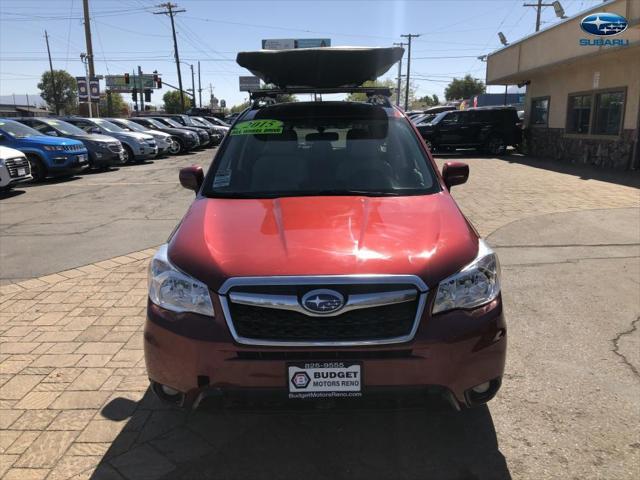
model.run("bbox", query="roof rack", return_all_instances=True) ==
[250,86,393,107]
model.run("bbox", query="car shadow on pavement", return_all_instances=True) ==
[0,189,26,200]
[21,175,82,188]
[91,390,511,480]
[498,154,640,188]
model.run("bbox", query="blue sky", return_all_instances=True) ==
[0,0,605,109]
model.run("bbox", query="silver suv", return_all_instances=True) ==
[63,117,157,163]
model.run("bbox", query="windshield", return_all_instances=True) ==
[190,117,208,127]
[206,117,230,127]
[193,117,214,127]
[113,119,147,132]
[93,119,126,133]
[0,119,41,138]
[140,118,165,129]
[205,104,438,198]
[416,114,437,125]
[156,117,182,128]
[41,119,87,136]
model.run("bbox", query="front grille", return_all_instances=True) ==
[5,157,30,178]
[107,143,122,153]
[64,144,84,151]
[228,297,419,342]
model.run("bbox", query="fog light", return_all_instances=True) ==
[472,382,491,394]
[161,385,179,396]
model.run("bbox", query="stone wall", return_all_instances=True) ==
[524,128,637,170]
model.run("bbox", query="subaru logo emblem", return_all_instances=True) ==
[580,12,628,36]
[301,289,345,314]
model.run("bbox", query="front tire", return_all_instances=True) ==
[485,135,507,156]
[168,137,183,155]
[26,154,46,182]
[122,145,134,164]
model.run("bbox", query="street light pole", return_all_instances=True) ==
[80,53,92,118]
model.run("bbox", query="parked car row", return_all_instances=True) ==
[0,113,227,188]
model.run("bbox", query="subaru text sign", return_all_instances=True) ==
[580,12,628,36]
[579,12,630,47]
[239,76,260,92]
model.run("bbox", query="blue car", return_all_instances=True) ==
[0,118,89,181]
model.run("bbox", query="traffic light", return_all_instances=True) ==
[124,73,130,84]
[156,78,162,89]
[153,71,161,89]
[132,88,137,101]
[144,90,151,102]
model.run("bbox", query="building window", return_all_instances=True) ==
[593,90,624,135]
[531,97,549,126]
[567,94,592,134]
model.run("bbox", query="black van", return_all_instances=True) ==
[417,107,521,155]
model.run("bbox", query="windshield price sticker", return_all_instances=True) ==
[213,169,232,188]
[288,362,362,399]
[231,120,283,135]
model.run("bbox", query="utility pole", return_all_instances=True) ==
[392,42,405,107]
[44,31,60,115]
[209,83,213,109]
[190,63,195,108]
[154,3,186,112]
[138,66,145,112]
[400,33,420,111]
[198,60,202,108]
[524,0,566,32]
[82,0,98,115]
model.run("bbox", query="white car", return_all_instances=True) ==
[0,145,32,190]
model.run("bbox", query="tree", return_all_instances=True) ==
[37,69,78,114]
[162,90,191,113]
[444,75,485,101]
[229,101,250,113]
[346,79,396,102]
[99,92,128,117]
[416,94,440,107]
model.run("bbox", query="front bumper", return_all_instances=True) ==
[46,152,90,172]
[144,296,506,409]
[133,144,158,159]
[89,149,125,167]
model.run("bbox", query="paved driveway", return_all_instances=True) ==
[0,154,638,479]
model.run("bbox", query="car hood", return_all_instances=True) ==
[0,145,25,158]
[18,135,84,147]
[147,130,171,139]
[168,193,478,291]
[116,131,153,141]
[68,133,117,143]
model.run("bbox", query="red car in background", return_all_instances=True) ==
[144,47,506,410]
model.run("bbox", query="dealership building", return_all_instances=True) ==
[486,0,639,169]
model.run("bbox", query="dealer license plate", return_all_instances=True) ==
[288,362,362,399]
[17,167,26,176]
[78,154,88,163]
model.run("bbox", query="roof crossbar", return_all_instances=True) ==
[250,86,392,100]
[249,86,393,107]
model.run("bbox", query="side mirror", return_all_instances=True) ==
[89,127,101,134]
[179,165,204,193]
[47,130,58,136]
[442,162,469,190]
[0,133,5,141]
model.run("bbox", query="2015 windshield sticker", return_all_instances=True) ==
[231,120,283,135]
[213,170,232,188]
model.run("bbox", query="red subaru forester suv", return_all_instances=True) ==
[144,47,506,410]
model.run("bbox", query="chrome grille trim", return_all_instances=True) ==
[218,275,428,347]
[229,288,417,317]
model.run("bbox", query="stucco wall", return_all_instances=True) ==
[524,47,640,130]
[487,0,640,84]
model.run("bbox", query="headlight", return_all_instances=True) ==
[43,145,65,151]
[148,244,214,317]
[432,240,500,314]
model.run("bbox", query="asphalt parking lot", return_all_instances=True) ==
[0,150,215,283]
[0,152,639,479]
